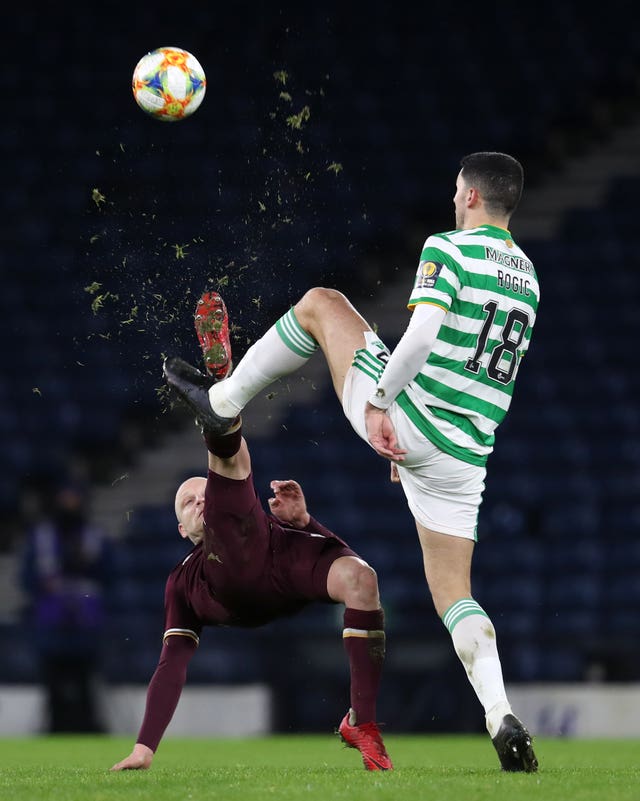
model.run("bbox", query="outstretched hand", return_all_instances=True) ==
[268,479,311,528]
[110,743,154,771]
[365,404,407,461]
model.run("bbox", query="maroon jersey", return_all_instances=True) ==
[137,469,357,752]
[163,469,357,641]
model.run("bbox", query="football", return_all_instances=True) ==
[132,47,206,121]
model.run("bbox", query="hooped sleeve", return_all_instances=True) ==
[368,302,446,409]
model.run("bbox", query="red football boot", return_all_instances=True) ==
[194,291,232,379]
[338,709,393,771]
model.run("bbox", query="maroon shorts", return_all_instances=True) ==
[202,470,358,625]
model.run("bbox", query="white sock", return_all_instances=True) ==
[209,307,318,418]
[442,598,512,738]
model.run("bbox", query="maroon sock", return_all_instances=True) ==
[343,607,385,724]
[202,422,242,458]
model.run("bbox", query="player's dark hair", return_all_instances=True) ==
[460,152,524,217]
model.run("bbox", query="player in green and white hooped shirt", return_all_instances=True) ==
[201,152,539,771]
[396,219,539,466]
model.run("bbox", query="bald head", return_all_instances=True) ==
[174,476,207,544]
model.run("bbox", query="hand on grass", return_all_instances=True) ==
[110,743,154,771]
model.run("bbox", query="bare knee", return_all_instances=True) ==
[327,556,380,610]
[292,287,371,399]
[294,287,350,330]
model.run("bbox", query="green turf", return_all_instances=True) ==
[0,734,638,801]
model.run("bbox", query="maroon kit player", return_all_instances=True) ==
[111,293,392,772]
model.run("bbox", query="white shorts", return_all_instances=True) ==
[342,332,486,541]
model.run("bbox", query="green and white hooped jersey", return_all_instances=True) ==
[397,224,539,466]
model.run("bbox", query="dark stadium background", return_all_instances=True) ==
[2,1,639,732]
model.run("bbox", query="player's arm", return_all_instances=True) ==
[110,635,197,771]
[368,302,446,411]
[365,303,446,460]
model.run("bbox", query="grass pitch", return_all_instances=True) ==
[0,734,638,801]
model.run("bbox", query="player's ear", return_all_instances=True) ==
[467,186,480,206]
[177,522,188,540]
